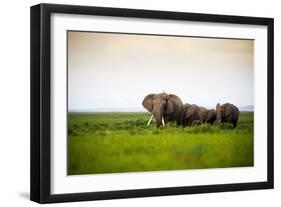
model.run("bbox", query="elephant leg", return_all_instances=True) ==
[176,119,183,126]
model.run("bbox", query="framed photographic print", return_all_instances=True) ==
[30,3,274,203]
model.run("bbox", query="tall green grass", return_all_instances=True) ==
[67,112,254,175]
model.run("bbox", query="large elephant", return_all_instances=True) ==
[142,93,184,127]
[216,103,239,128]
[182,103,201,126]
[199,108,217,125]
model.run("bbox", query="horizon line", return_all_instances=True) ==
[68,105,254,113]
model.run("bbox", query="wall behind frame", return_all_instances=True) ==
[0,0,279,207]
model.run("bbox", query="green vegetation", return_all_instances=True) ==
[67,112,254,175]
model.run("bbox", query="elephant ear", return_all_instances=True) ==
[142,94,155,112]
[225,104,233,117]
[166,96,175,114]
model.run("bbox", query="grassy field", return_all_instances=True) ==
[67,112,254,175]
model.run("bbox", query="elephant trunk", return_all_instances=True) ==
[216,103,222,122]
[153,106,165,127]
[216,110,222,122]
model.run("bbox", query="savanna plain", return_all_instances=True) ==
[68,112,253,175]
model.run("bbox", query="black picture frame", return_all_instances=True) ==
[30,3,274,204]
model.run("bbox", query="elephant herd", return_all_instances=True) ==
[142,92,239,128]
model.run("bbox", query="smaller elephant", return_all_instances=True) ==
[199,108,217,125]
[216,103,239,128]
[183,103,201,126]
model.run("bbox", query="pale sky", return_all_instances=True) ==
[68,31,254,112]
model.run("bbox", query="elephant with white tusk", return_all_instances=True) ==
[142,92,184,127]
